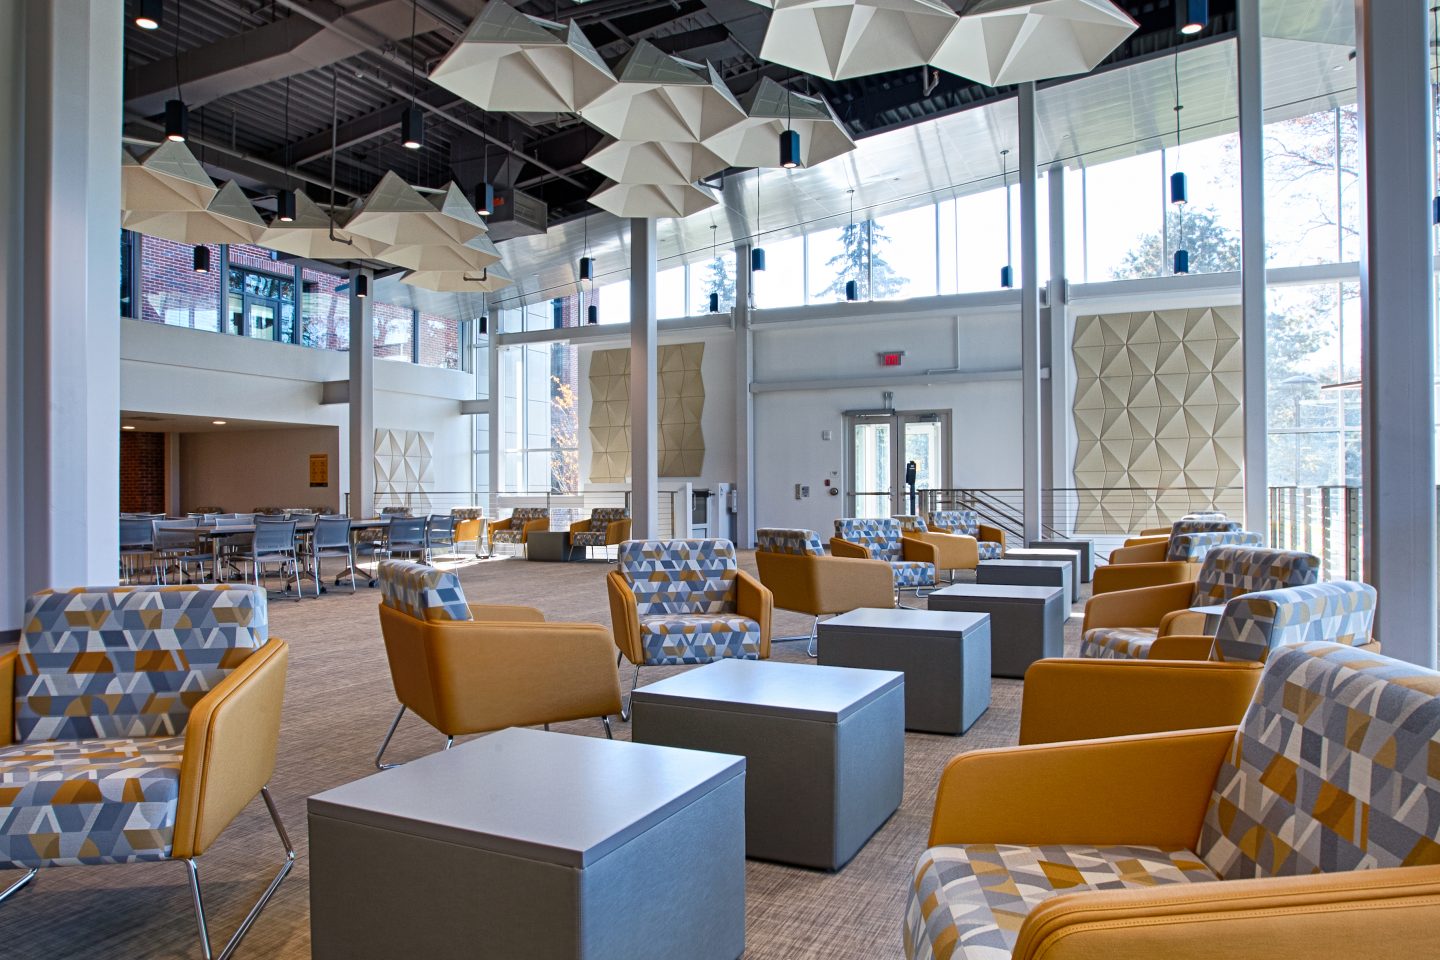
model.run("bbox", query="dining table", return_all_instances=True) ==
[193,517,393,593]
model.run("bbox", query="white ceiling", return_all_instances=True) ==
[121,412,328,433]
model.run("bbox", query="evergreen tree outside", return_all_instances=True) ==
[700,253,736,311]
[1111,206,1240,279]
[820,220,905,300]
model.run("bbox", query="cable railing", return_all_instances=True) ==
[350,488,689,539]
[1268,486,1362,581]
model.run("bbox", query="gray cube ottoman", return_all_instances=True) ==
[1027,538,1095,582]
[977,558,1075,605]
[927,583,1066,678]
[817,607,990,735]
[526,530,578,561]
[308,728,746,960]
[990,551,1081,602]
[631,659,903,871]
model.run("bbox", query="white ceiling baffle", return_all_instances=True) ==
[579,41,746,143]
[703,78,856,169]
[123,179,266,244]
[747,0,958,81]
[931,0,1138,86]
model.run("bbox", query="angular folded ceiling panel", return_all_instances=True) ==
[702,78,856,168]
[123,180,266,245]
[582,137,729,185]
[749,0,958,82]
[588,181,720,219]
[931,0,1138,86]
[401,261,515,293]
[258,191,385,260]
[346,173,485,248]
[579,42,746,143]
[429,0,616,113]
[121,140,218,214]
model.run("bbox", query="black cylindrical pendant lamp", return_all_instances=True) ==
[401,104,424,149]
[780,129,801,169]
[165,99,189,142]
[277,190,297,222]
[1180,0,1206,34]
[1174,249,1190,274]
[751,247,766,272]
[475,181,494,217]
[844,279,859,301]
[1170,171,1188,205]
[192,245,210,273]
[708,292,720,313]
[587,305,598,324]
[1433,195,1439,226]
[479,315,488,335]
[1000,265,1014,289]
[579,256,594,281]
[355,274,369,298]
[135,0,163,30]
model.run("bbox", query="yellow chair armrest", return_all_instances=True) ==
[907,531,978,570]
[453,518,481,544]
[1136,527,1173,538]
[1019,658,1261,744]
[1108,541,1171,565]
[1091,560,1194,595]
[569,519,591,535]
[1013,865,1440,960]
[1158,609,1208,638]
[830,538,871,560]
[606,570,644,666]
[735,569,773,659]
[0,651,13,746]
[900,535,939,566]
[520,518,549,541]
[1081,581,1196,632]
[1147,633,1219,659]
[173,638,290,859]
[606,519,631,544]
[977,524,1006,551]
[928,726,1235,849]
[487,518,511,537]
[426,621,622,732]
[468,603,546,623]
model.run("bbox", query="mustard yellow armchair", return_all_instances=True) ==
[904,642,1440,960]
[1094,529,1263,595]
[568,506,632,560]
[451,507,484,556]
[925,510,1006,559]
[375,560,622,767]
[0,584,292,960]
[487,506,550,555]
[607,539,772,719]
[754,527,895,656]
[831,518,938,603]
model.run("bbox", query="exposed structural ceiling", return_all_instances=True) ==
[121,0,1250,229]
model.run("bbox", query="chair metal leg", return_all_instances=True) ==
[806,615,821,658]
[602,716,614,739]
[374,704,407,770]
[444,736,454,750]
[0,867,37,905]
[184,786,294,960]
[619,663,641,722]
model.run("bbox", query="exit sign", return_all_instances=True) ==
[878,351,906,367]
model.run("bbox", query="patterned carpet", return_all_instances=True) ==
[0,553,1088,959]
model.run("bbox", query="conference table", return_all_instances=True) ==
[193,517,393,593]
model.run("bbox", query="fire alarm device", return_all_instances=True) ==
[878,351,905,367]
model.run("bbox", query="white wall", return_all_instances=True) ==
[180,426,340,513]
[121,319,474,508]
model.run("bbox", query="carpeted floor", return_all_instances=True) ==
[1,554,1088,959]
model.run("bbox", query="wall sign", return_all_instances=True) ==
[309,453,329,487]
[878,351,906,367]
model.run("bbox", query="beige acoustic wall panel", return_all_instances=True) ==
[1071,306,1242,533]
[375,428,436,512]
[588,343,706,482]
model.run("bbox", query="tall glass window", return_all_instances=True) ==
[498,341,579,493]
[751,234,805,308]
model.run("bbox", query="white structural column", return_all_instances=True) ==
[348,269,375,519]
[1018,82,1042,542]
[1237,0,1268,534]
[1045,167,1070,531]
[1355,0,1437,666]
[630,218,659,538]
[734,244,756,548]
[5,0,122,632]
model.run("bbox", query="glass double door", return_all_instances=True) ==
[845,411,950,518]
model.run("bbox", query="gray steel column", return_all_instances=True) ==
[1045,167,1070,533]
[1356,0,1437,666]
[1238,0,1268,534]
[734,244,755,547]
[1018,82,1042,542]
[630,218,659,538]
[17,0,122,604]
[348,269,375,519]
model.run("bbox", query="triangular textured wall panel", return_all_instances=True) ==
[1072,306,1242,533]
[588,343,705,482]
[374,428,435,512]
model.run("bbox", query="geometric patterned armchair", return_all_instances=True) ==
[0,584,291,959]
[1195,579,1378,663]
[754,527,894,655]
[450,507,485,556]
[905,641,1440,960]
[830,518,938,598]
[1080,546,1320,660]
[374,560,621,767]
[1108,517,1242,566]
[925,510,1005,560]
[568,507,632,559]
[894,515,994,579]
[1093,529,1264,595]
[606,540,772,718]
[488,506,549,555]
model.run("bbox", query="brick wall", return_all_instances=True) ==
[120,431,165,514]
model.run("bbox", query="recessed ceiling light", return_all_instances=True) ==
[122,425,136,430]
[212,420,228,425]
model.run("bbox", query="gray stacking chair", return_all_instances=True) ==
[119,518,154,583]
[310,516,356,592]
[237,519,302,599]
[383,517,428,564]
[152,518,210,584]
[425,514,456,562]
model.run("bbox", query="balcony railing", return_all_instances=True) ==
[1268,486,1362,581]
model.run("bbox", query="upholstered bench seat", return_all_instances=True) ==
[0,734,186,868]
[909,843,1217,959]
[640,614,762,665]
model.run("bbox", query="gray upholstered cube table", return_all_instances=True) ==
[308,727,746,960]
[631,659,903,871]
[994,551,1081,602]
[817,607,990,735]
[1027,538,1095,582]
[977,557,1075,605]
[526,530,579,561]
[927,583,1066,679]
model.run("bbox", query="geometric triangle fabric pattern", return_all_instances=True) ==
[588,342,706,482]
[1072,306,1243,533]
[374,428,435,512]
[616,539,760,666]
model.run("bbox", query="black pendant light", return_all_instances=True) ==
[401,1,423,150]
[1173,249,1190,274]
[1172,55,1190,275]
[1180,0,1206,35]
[277,79,296,221]
[135,0,163,30]
[844,279,859,302]
[355,274,369,298]
[164,1,188,141]
[779,80,800,168]
[1000,149,1014,289]
[587,304,598,324]
[845,188,863,300]
[708,292,721,313]
[192,245,210,273]
[578,214,593,280]
[478,315,488,335]
[474,180,494,217]
[579,256,594,280]
[751,173,766,272]
[707,224,723,312]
